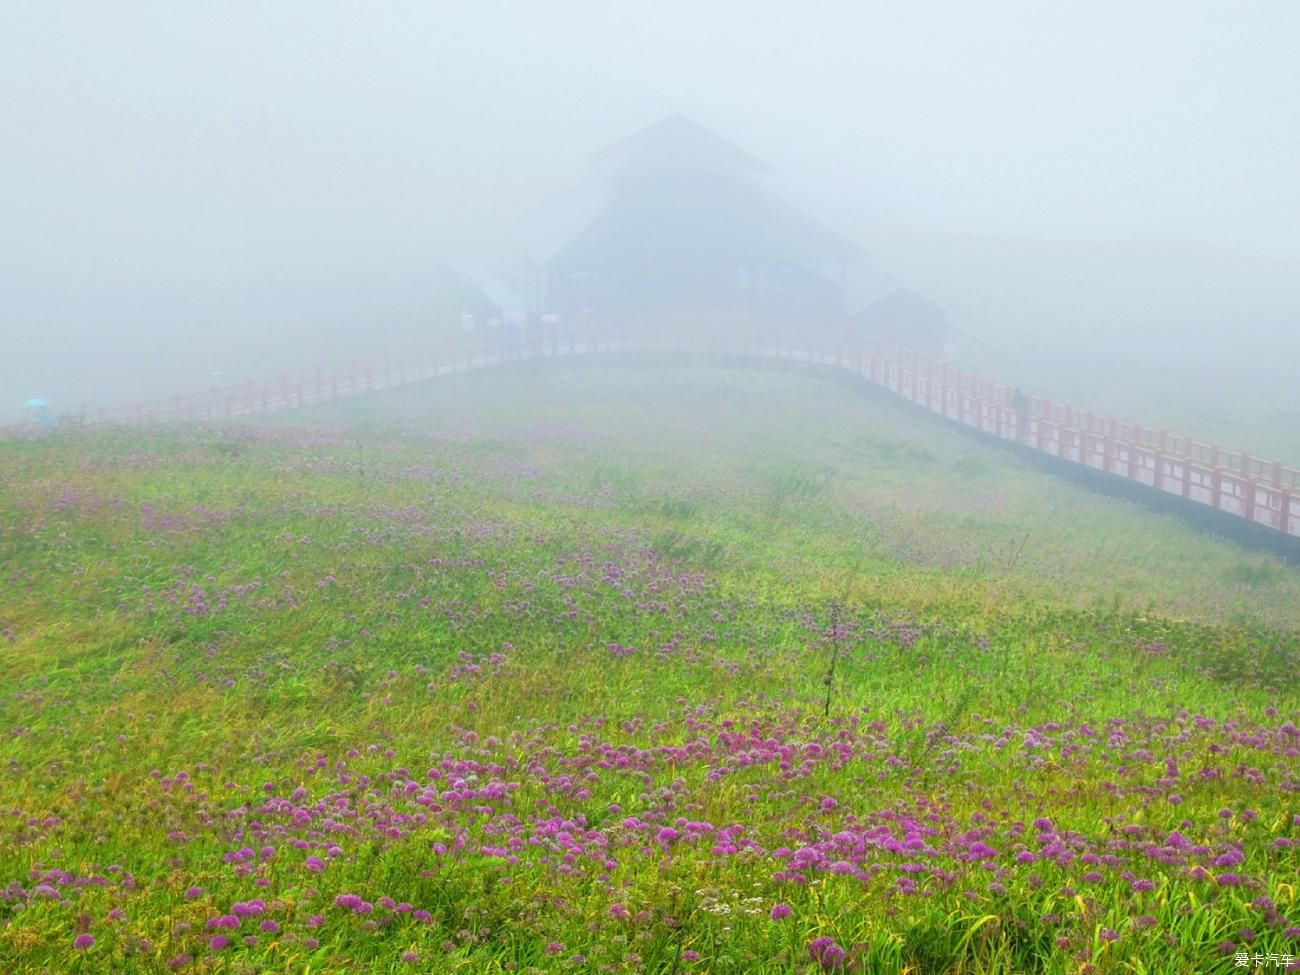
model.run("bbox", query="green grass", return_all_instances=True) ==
[0,356,1296,974]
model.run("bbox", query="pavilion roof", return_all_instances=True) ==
[549,177,858,271]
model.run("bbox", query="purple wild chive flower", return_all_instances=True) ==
[808,936,849,971]
[73,934,95,950]
[771,902,793,920]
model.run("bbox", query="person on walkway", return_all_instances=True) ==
[502,313,521,359]
[1011,387,1029,441]
[541,313,560,355]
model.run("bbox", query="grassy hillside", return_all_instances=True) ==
[1,358,1296,974]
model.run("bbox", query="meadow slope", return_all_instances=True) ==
[1,357,1296,974]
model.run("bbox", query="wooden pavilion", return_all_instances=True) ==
[541,116,859,327]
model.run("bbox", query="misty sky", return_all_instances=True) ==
[3,1,1299,413]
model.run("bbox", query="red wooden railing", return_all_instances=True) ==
[42,322,1300,539]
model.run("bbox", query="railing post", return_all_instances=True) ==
[1281,489,1293,534]
[1211,467,1223,510]
[1181,460,1192,499]
[1152,451,1163,491]
[1243,478,1257,523]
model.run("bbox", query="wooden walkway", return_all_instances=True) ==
[78,325,1300,540]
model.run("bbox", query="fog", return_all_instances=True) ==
[4,1,1299,440]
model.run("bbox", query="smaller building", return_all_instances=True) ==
[23,398,55,427]
[851,286,950,358]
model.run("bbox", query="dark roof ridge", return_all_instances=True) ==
[591,114,768,178]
